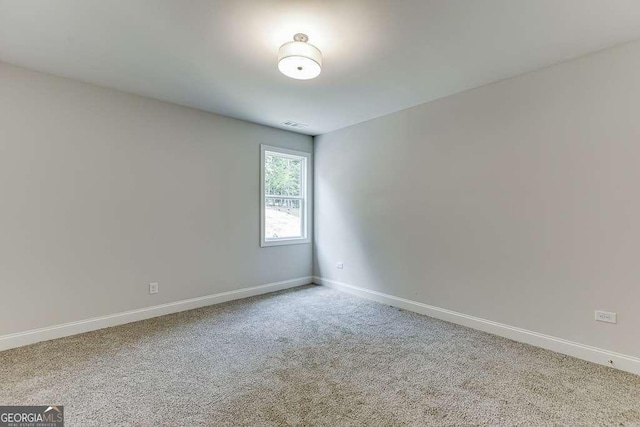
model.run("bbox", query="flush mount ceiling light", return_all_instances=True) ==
[278,33,322,80]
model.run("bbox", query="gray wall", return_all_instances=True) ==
[314,40,640,358]
[0,62,312,336]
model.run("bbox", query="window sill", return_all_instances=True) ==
[261,238,311,247]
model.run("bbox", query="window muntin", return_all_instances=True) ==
[260,145,310,246]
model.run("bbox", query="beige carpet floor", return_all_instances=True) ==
[1,285,639,426]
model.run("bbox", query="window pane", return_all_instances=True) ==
[265,153,302,197]
[265,198,302,239]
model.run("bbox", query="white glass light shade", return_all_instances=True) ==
[278,38,322,80]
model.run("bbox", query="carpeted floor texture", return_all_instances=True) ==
[1,285,639,426]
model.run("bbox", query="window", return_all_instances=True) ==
[260,145,311,247]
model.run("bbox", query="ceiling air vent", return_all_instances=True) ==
[281,120,309,129]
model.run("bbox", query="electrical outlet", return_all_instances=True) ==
[149,282,159,295]
[595,310,616,324]
[336,262,344,269]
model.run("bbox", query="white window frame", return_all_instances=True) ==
[260,144,312,247]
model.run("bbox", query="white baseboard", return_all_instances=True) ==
[0,276,312,352]
[314,276,640,376]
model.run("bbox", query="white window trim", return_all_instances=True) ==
[260,144,312,247]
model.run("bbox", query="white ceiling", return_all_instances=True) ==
[2,1,640,135]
